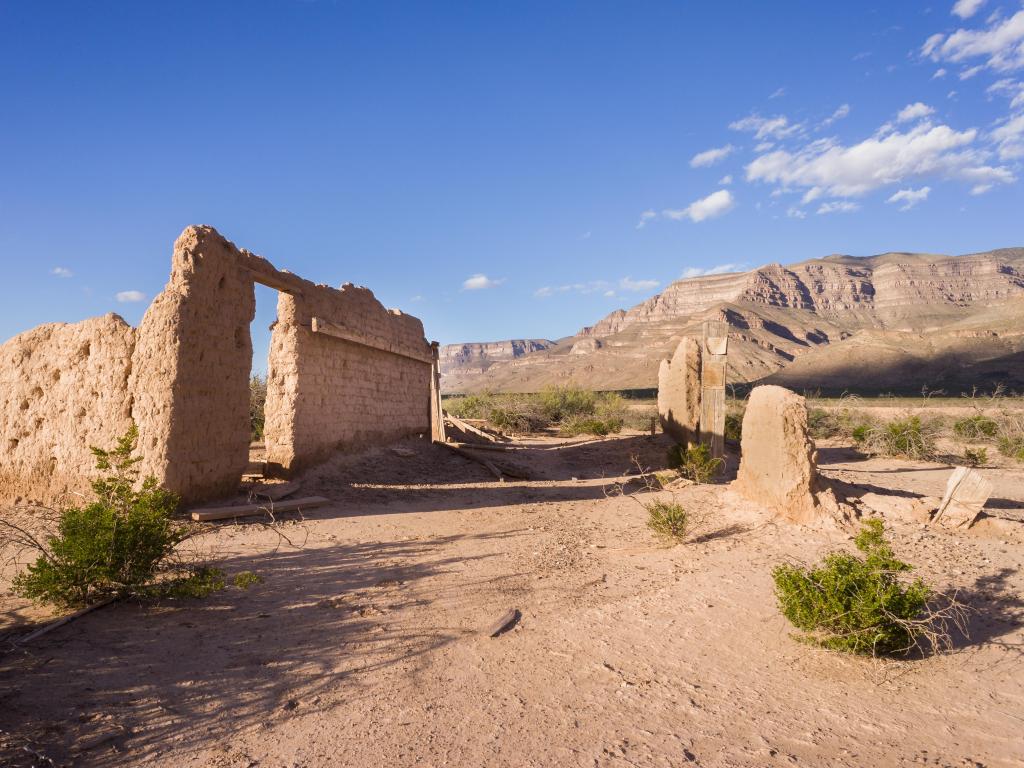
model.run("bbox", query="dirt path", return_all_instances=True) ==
[2,433,1023,767]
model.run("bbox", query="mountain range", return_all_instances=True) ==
[440,248,1024,395]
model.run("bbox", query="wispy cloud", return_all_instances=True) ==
[635,210,657,229]
[116,290,146,303]
[50,267,73,278]
[690,144,735,168]
[821,104,851,128]
[718,174,733,185]
[988,78,1024,109]
[535,277,657,298]
[680,263,743,278]
[462,274,505,291]
[769,86,786,99]
[816,201,861,214]
[933,67,948,78]
[730,113,804,140]
[662,189,736,223]
[886,186,931,210]
[619,277,659,292]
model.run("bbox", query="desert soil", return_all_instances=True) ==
[2,431,1023,768]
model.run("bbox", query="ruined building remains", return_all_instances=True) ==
[0,226,437,505]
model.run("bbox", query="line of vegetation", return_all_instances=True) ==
[250,373,268,442]
[445,386,655,436]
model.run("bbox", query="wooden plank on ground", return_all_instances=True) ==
[437,441,504,480]
[190,496,330,522]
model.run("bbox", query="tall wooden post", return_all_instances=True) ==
[700,320,728,459]
[430,341,446,443]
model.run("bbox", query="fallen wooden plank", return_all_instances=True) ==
[437,441,504,481]
[190,496,330,522]
[17,597,117,645]
[487,608,521,637]
[447,443,533,480]
[444,413,510,442]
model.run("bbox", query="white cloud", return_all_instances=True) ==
[680,263,743,278]
[754,141,775,152]
[952,0,985,20]
[690,144,736,168]
[897,102,936,122]
[603,290,616,298]
[933,67,948,78]
[970,183,993,194]
[745,120,1014,198]
[410,294,424,302]
[718,174,733,185]
[635,209,657,229]
[886,186,932,210]
[729,113,804,140]
[50,267,73,278]
[821,104,851,128]
[786,207,808,219]
[619,277,659,292]
[116,290,146,303]
[922,10,1024,73]
[853,51,872,61]
[662,189,736,223]
[816,201,861,215]
[960,64,984,79]
[769,87,786,99]
[988,78,1024,109]
[462,274,505,291]
[991,112,1024,159]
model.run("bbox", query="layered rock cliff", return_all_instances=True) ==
[441,248,1024,394]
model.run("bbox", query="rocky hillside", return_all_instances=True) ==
[440,248,1024,394]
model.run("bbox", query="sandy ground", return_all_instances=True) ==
[1,431,1023,768]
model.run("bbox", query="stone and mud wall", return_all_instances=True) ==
[0,225,433,506]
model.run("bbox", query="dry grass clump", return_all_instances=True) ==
[995,411,1024,461]
[854,415,938,460]
[773,520,965,656]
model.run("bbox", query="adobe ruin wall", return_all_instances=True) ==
[0,225,434,506]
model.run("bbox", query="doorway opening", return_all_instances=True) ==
[248,282,280,475]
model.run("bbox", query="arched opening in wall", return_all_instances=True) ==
[249,283,280,472]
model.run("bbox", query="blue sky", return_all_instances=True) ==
[2,1,1023,372]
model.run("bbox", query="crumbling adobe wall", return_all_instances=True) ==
[130,226,256,502]
[0,224,433,506]
[264,282,432,473]
[0,314,135,504]
[657,337,701,445]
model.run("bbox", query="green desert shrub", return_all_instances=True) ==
[537,385,597,423]
[772,520,932,656]
[667,442,723,484]
[724,412,743,443]
[444,392,494,420]
[9,426,208,610]
[559,416,615,437]
[645,500,689,542]
[250,374,268,441]
[857,416,936,460]
[952,414,998,440]
[961,447,988,467]
[233,570,265,589]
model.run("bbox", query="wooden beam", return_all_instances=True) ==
[311,316,433,365]
[247,268,304,297]
[190,496,330,522]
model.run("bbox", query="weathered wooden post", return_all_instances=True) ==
[430,341,446,443]
[700,320,728,459]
